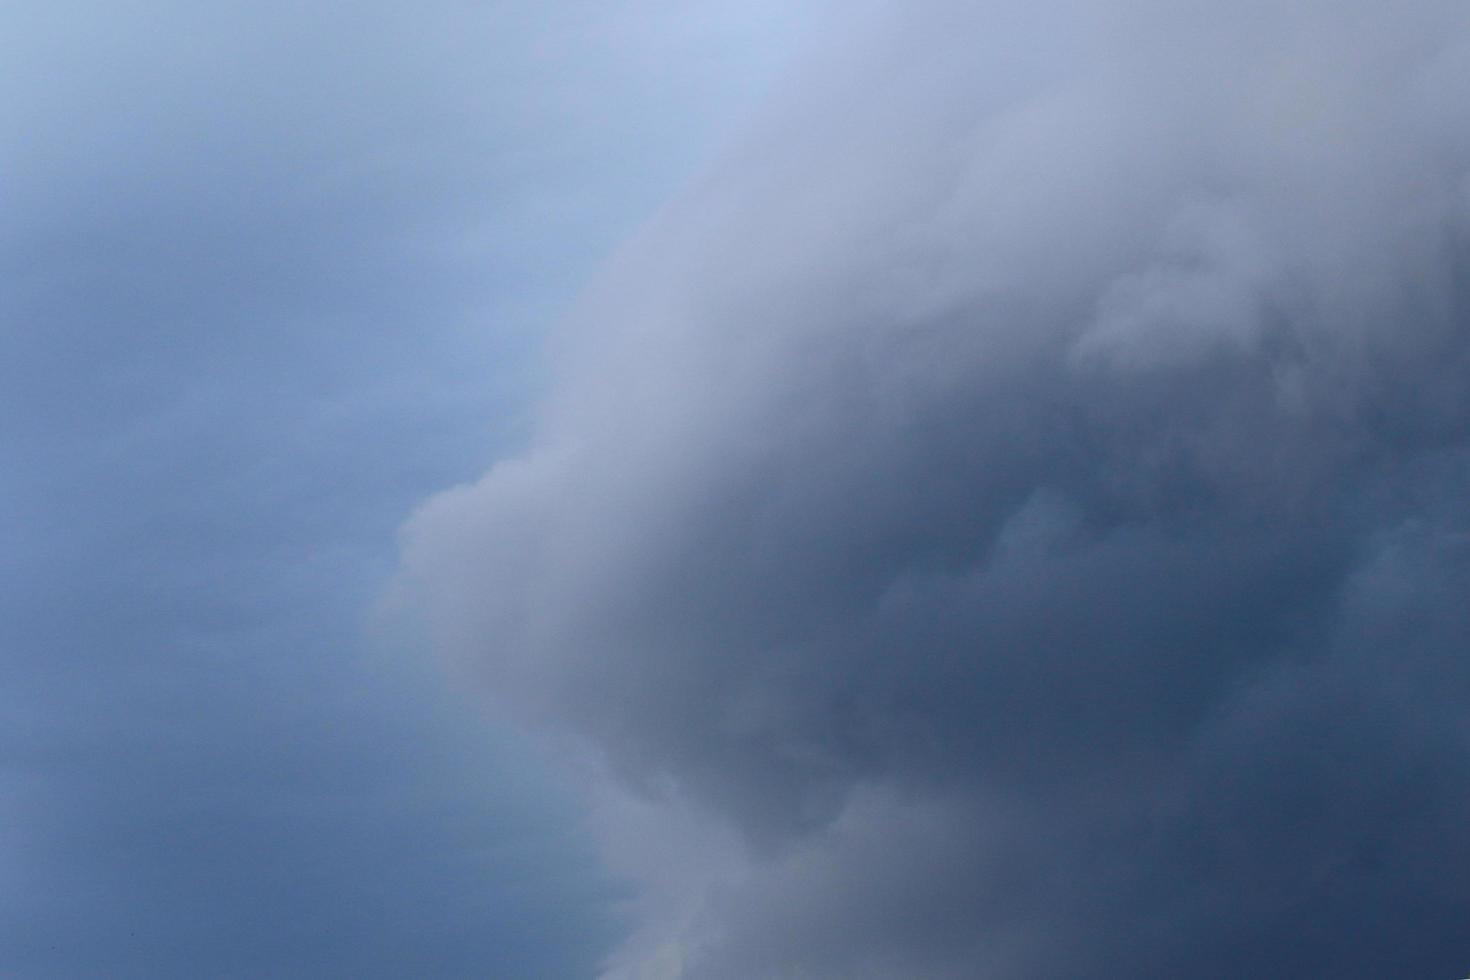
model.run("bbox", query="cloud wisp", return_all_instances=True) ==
[398,2,1470,976]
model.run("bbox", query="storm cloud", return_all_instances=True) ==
[398,1,1470,976]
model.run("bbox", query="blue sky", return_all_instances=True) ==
[0,3,824,975]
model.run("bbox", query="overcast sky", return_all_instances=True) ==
[9,2,1470,979]
[1,2,826,976]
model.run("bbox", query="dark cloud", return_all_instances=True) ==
[399,2,1470,976]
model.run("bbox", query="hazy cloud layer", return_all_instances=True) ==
[2,1,817,975]
[399,1,1470,977]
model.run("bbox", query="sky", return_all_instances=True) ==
[8,2,1470,979]
[395,1,1470,978]
[0,2,826,977]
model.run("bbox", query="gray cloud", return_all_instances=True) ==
[398,1,1470,977]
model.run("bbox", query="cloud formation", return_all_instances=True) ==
[398,1,1470,976]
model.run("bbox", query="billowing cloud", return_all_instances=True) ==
[397,1,1470,976]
